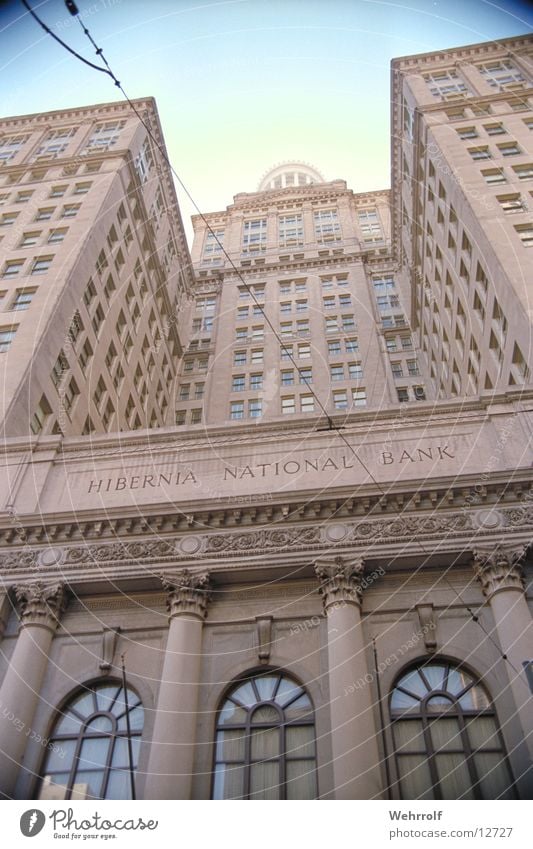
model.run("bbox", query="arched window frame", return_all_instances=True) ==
[389,659,516,800]
[212,668,317,800]
[37,679,144,801]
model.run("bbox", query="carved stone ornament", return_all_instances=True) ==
[314,556,366,612]
[472,545,526,600]
[13,582,67,630]
[160,569,211,620]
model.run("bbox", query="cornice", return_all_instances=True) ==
[0,98,157,131]
[391,35,533,71]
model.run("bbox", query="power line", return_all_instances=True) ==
[20,0,527,679]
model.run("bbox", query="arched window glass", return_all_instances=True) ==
[213,671,317,800]
[37,682,144,800]
[390,661,515,800]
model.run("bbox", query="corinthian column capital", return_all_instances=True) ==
[14,582,67,631]
[160,569,211,620]
[314,555,365,612]
[472,545,526,600]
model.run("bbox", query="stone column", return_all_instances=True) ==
[144,569,211,800]
[0,582,66,799]
[314,556,383,799]
[473,546,533,764]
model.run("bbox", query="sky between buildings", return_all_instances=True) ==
[1,0,532,244]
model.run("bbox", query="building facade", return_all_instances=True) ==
[0,34,532,802]
[0,99,194,438]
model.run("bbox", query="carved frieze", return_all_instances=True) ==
[14,582,67,630]
[160,569,211,620]
[0,506,531,576]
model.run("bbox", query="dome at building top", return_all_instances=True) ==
[257,161,326,192]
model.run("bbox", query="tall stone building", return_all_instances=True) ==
[0,98,193,438]
[0,34,532,802]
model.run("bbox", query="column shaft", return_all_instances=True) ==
[145,615,204,799]
[144,569,210,800]
[0,582,65,799]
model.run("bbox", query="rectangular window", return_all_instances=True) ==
[2,260,24,278]
[62,377,79,413]
[299,367,312,385]
[331,364,344,381]
[328,340,341,356]
[333,390,348,410]
[279,213,303,247]
[250,373,263,390]
[457,126,478,139]
[251,349,263,364]
[29,395,51,433]
[468,146,491,160]
[345,338,359,353]
[78,338,93,371]
[348,362,363,380]
[0,212,19,227]
[35,207,54,221]
[397,387,409,402]
[298,343,311,358]
[481,167,507,185]
[391,361,403,378]
[323,296,336,310]
[352,388,366,406]
[11,290,34,311]
[424,69,469,99]
[62,204,80,218]
[92,303,105,336]
[48,228,67,244]
[515,224,533,247]
[19,231,40,247]
[232,375,245,392]
[84,120,125,151]
[234,350,246,366]
[281,396,296,414]
[484,122,506,135]
[230,401,244,420]
[202,229,225,265]
[300,394,315,413]
[342,315,355,331]
[314,208,341,242]
[497,141,521,156]
[325,316,339,333]
[281,369,294,385]
[0,134,28,163]
[497,193,525,213]
[248,399,262,418]
[358,208,383,241]
[280,344,293,361]
[49,185,67,198]
[16,190,33,203]
[373,275,395,292]
[478,59,525,89]
[242,218,267,253]
[0,327,16,353]
[73,182,91,194]
[51,351,69,387]
[407,359,420,376]
[512,164,533,180]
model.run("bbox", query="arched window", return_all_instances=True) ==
[37,682,144,800]
[212,671,317,800]
[390,661,515,799]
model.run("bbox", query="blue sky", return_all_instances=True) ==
[1,0,532,235]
